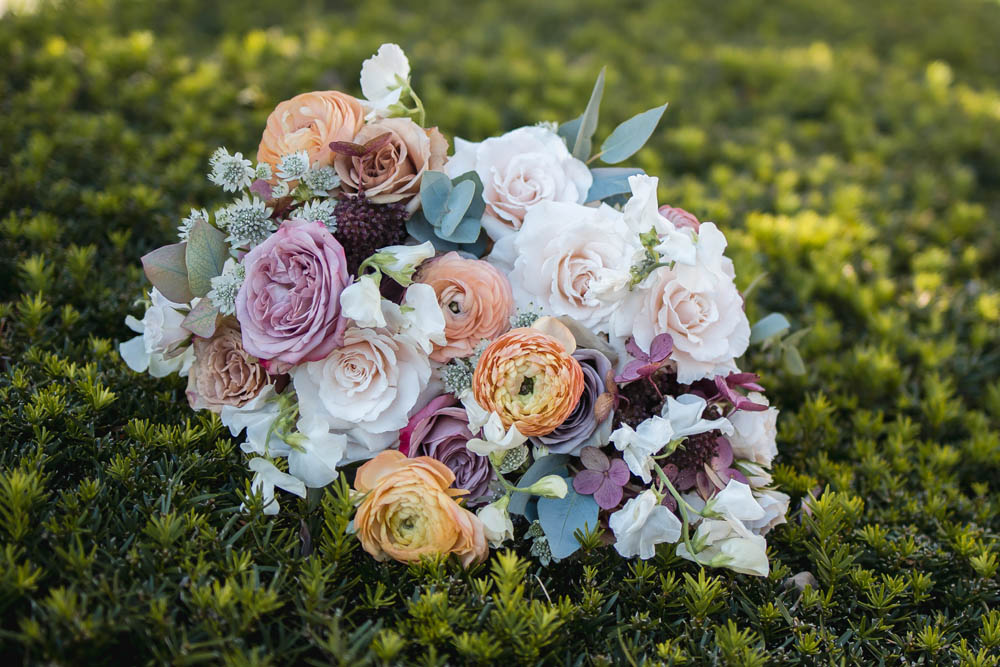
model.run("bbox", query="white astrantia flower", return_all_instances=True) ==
[276,150,310,181]
[207,258,245,316]
[478,496,514,547]
[383,282,447,355]
[178,208,210,241]
[220,385,290,458]
[286,413,349,489]
[610,415,674,483]
[254,162,272,182]
[340,274,386,329]
[119,288,195,378]
[360,43,411,120]
[208,147,255,192]
[728,392,779,467]
[676,515,769,577]
[661,394,734,439]
[302,165,341,196]
[298,198,337,231]
[609,489,682,559]
[270,180,290,199]
[246,458,306,515]
[216,194,275,248]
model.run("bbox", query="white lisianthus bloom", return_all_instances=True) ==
[246,458,306,516]
[286,414,349,489]
[610,416,674,484]
[445,126,592,241]
[728,392,779,467]
[340,275,387,329]
[488,201,638,333]
[676,516,769,577]
[701,480,766,521]
[360,43,411,120]
[743,489,790,536]
[119,288,195,377]
[623,175,697,267]
[478,496,514,547]
[220,385,290,457]
[609,489,682,559]
[383,282,447,355]
[613,223,750,384]
[661,394,734,438]
[291,327,432,457]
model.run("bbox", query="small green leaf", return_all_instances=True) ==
[185,220,228,298]
[586,167,645,202]
[572,67,606,161]
[537,478,600,560]
[599,103,668,164]
[783,344,806,375]
[750,312,791,344]
[419,171,452,224]
[446,217,482,244]
[141,243,193,303]
[451,170,485,219]
[558,115,582,146]
[439,179,476,237]
[181,298,220,338]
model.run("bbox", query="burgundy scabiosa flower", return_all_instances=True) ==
[333,196,408,275]
[662,433,748,500]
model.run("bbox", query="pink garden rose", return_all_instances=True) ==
[236,218,350,367]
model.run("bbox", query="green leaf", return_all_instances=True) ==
[451,170,485,219]
[509,454,569,518]
[586,167,645,202]
[419,171,452,224]
[572,67,605,161]
[557,115,582,146]
[783,344,806,375]
[537,478,600,560]
[599,103,668,164]
[446,216,483,244]
[185,220,228,298]
[181,298,220,338]
[750,313,791,344]
[405,213,460,252]
[439,179,476,237]
[141,243,194,303]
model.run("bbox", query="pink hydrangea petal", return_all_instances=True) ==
[579,446,610,472]
[625,337,648,362]
[713,437,734,468]
[593,480,624,510]
[648,333,673,361]
[607,458,630,485]
[573,470,606,495]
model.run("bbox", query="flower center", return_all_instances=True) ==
[519,376,535,396]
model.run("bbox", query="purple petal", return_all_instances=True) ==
[714,376,739,404]
[607,458,630,486]
[615,360,646,383]
[675,468,697,491]
[579,446,610,472]
[696,471,713,499]
[713,437,734,468]
[625,337,649,363]
[660,493,678,512]
[662,463,679,482]
[735,398,769,412]
[250,179,273,200]
[573,470,606,495]
[648,333,673,362]
[593,480,624,510]
[727,468,749,485]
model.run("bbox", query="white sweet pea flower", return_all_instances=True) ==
[661,394,734,439]
[477,496,514,547]
[466,411,528,456]
[340,275,387,329]
[609,489,682,559]
[286,414,349,489]
[623,174,696,266]
[610,416,674,483]
[702,480,766,522]
[219,385,290,458]
[383,282,447,355]
[370,241,435,283]
[743,489,790,536]
[728,392,779,467]
[246,458,306,515]
[360,43,410,120]
[119,288,195,378]
[524,475,568,499]
[676,516,769,577]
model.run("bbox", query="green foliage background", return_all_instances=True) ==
[1,0,999,664]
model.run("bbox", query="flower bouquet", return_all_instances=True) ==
[122,44,789,574]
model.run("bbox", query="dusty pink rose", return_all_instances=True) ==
[236,218,350,367]
[186,320,268,413]
[415,252,514,362]
[334,117,448,207]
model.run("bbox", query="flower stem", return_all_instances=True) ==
[407,87,426,127]
[652,460,703,563]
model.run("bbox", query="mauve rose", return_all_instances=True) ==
[236,218,350,367]
[530,348,614,455]
[400,395,494,504]
[186,320,269,413]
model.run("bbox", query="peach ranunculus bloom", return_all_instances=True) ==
[334,117,447,208]
[472,328,585,437]
[415,252,514,363]
[353,451,488,567]
[257,91,365,172]
[186,319,269,413]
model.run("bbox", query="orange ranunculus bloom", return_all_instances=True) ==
[353,451,488,567]
[257,91,365,172]
[472,328,585,437]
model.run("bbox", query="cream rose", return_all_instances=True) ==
[334,117,447,208]
[489,200,637,333]
[445,126,592,241]
[186,320,269,413]
[257,90,365,171]
[289,327,432,457]
[728,392,779,467]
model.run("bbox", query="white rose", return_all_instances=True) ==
[290,327,432,457]
[609,490,682,560]
[488,201,638,333]
[445,126,592,241]
[119,288,195,378]
[360,43,410,120]
[677,516,769,577]
[728,392,779,467]
[613,223,750,384]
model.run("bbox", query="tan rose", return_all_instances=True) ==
[415,252,514,363]
[186,320,268,413]
[334,117,447,207]
[257,91,365,171]
[353,451,488,567]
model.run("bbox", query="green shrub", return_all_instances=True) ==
[0,0,998,663]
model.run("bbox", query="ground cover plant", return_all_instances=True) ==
[0,0,998,664]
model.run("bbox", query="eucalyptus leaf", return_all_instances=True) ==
[750,312,791,344]
[141,243,194,304]
[405,213,460,252]
[599,103,668,163]
[419,171,453,224]
[181,298,220,338]
[784,344,806,375]
[185,220,228,298]
[572,67,605,161]
[537,478,600,560]
[558,115,582,147]
[445,216,483,244]
[586,167,645,202]
[451,170,485,219]
[439,179,476,237]
[509,454,569,517]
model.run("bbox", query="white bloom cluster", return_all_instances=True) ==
[177,208,209,241]
[298,199,337,232]
[276,151,310,181]
[302,166,341,196]
[208,147,254,192]
[207,259,245,316]
[216,195,275,247]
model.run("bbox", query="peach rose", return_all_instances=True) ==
[472,328,585,437]
[257,91,365,171]
[334,117,447,206]
[415,252,514,362]
[186,320,268,413]
[353,451,488,567]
